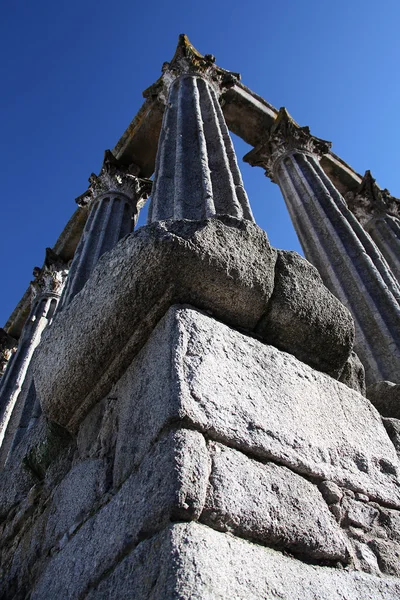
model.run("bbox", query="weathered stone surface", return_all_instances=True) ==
[22,417,72,480]
[339,350,366,395]
[34,217,276,431]
[85,526,177,600]
[368,538,400,577]
[333,490,400,577]
[0,415,72,522]
[0,451,37,522]
[367,380,400,419]
[113,306,400,507]
[319,480,343,505]
[256,250,354,377]
[30,428,209,599]
[77,395,119,461]
[343,497,379,530]
[382,417,400,457]
[89,522,400,600]
[43,459,106,550]
[201,442,348,562]
[352,540,381,575]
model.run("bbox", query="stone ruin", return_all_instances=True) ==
[1,34,400,599]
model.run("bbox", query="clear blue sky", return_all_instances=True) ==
[1,0,400,327]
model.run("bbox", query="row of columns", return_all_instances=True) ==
[0,153,151,463]
[1,35,399,463]
[0,250,68,457]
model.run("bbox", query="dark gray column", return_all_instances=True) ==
[245,108,400,385]
[0,251,68,449]
[146,36,254,223]
[346,171,400,284]
[60,150,151,308]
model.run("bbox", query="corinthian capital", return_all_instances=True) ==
[244,108,331,182]
[345,170,400,226]
[0,329,17,378]
[30,249,69,303]
[76,150,152,208]
[143,34,240,104]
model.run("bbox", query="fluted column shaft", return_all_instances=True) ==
[61,152,151,308]
[365,215,400,283]
[62,192,136,306]
[275,151,400,384]
[148,74,254,223]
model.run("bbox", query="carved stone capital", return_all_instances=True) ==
[0,328,17,378]
[76,150,152,208]
[244,108,332,182]
[345,170,400,226]
[143,34,240,104]
[30,249,69,303]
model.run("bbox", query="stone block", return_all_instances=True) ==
[88,522,400,600]
[319,480,343,505]
[85,526,177,600]
[256,250,354,377]
[201,442,348,562]
[77,395,119,461]
[343,497,379,531]
[31,428,209,599]
[339,350,366,395]
[368,538,400,576]
[0,415,71,522]
[367,381,400,419]
[112,306,400,507]
[382,417,400,457]
[43,458,106,551]
[352,540,381,575]
[34,217,277,432]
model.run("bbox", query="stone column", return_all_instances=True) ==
[0,250,68,448]
[0,329,17,381]
[145,34,254,223]
[346,170,400,284]
[60,150,151,308]
[245,108,400,385]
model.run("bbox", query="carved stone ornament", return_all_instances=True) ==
[30,248,69,303]
[0,328,17,378]
[76,150,152,208]
[244,107,332,182]
[143,34,241,103]
[345,170,400,226]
